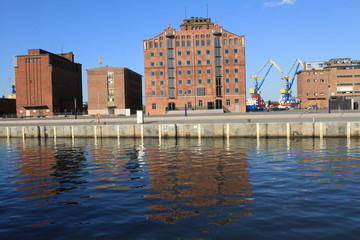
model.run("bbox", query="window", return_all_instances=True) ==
[226,88,230,93]
[234,68,239,73]
[186,60,191,65]
[225,59,230,64]
[207,78,211,84]
[197,50,202,55]
[151,71,155,76]
[187,102,192,108]
[206,60,211,64]
[225,68,230,74]
[235,99,239,103]
[187,89,192,95]
[178,51,182,56]
[320,79,324,82]
[196,40,199,46]
[160,80,164,85]
[186,50,191,55]
[201,40,205,46]
[151,90,156,96]
[223,39,227,45]
[178,79,183,85]
[206,69,211,74]
[235,88,239,93]
[187,40,191,47]
[207,39,211,46]
[187,79,192,84]
[176,41,180,47]
[198,79,202,84]
[197,60,202,65]
[199,100,203,106]
[196,87,205,96]
[225,49,229,54]
[229,39,233,45]
[178,70,182,75]
[226,78,230,83]
[234,48,238,53]
[160,90,165,96]
[179,89,183,95]
[159,61,164,66]
[159,52,163,57]
[234,39,239,45]
[206,50,210,55]
[151,81,156,86]
[178,60,182,65]
[150,52,155,57]
[159,71,164,76]
[234,77,239,83]
[234,59,238,64]
[150,62,155,66]
[198,69,202,74]
[154,42,158,48]
[152,103,156,109]
[187,70,191,75]
[182,41,185,47]
[226,99,231,106]
[149,42,153,48]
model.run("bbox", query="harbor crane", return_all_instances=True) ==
[246,60,283,111]
[278,58,304,109]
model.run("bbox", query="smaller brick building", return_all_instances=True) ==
[86,67,142,115]
[14,49,83,117]
[297,58,360,109]
[0,98,16,118]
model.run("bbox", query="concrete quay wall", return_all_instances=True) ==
[0,122,359,139]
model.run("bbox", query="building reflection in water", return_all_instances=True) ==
[145,138,253,224]
[15,138,88,204]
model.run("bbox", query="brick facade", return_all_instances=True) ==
[86,67,142,115]
[143,17,246,115]
[14,49,82,117]
[297,58,360,109]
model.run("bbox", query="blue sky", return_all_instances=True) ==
[0,0,359,102]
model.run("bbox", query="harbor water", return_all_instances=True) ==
[1,137,360,239]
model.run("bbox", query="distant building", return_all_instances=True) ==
[143,17,246,114]
[297,58,360,109]
[86,67,142,115]
[0,98,16,117]
[14,49,83,117]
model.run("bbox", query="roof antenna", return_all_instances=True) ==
[206,4,208,18]
[185,5,187,19]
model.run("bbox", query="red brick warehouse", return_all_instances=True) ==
[14,49,83,117]
[143,17,246,115]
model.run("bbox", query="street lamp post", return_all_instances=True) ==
[328,85,331,113]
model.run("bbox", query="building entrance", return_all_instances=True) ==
[216,99,223,109]
[168,102,176,111]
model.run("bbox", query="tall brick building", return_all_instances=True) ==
[14,49,82,117]
[297,58,360,109]
[86,67,142,115]
[143,17,246,114]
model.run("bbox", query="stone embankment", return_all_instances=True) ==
[0,121,359,139]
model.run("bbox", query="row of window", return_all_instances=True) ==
[337,75,360,78]
[306,92,325,96]
[150,68,239,76]
[149,38,241,49]
[337,83,360,86]
[25,58,41,62]
[305,71,325,75]
[306,79,325,83]
[151,87,240,96]
[150,58,240,67]
[150,77,240,86]
[151,98,240,110]
[150,48,240,57]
